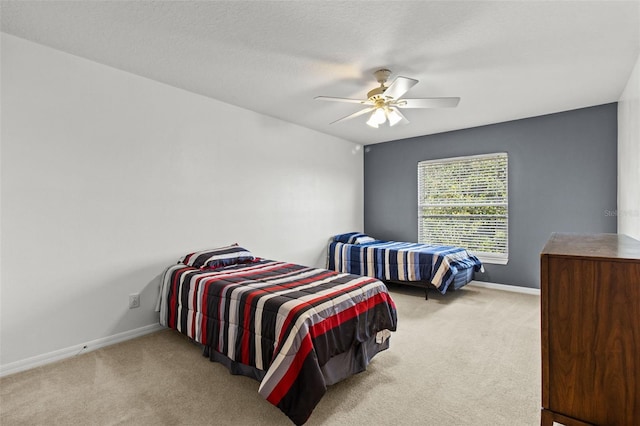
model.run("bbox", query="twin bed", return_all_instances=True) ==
[157,244,397,425]
[327,232,483,298]
[157,235,480,424]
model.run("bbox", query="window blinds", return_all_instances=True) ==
[418,152,508,264]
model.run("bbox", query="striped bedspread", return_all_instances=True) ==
[328,238,483,294]
[158,259,397,425]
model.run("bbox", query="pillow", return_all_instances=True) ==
[333,232,375,244]
[179,244,255,269]
[333,232,360,244]
[353,235,375,244]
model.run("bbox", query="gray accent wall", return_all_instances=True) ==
[364,104,618,289]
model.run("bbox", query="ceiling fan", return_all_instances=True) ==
[315,69,460,128]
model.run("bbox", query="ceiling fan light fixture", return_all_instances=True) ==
[387,107,403,127]
[372,107,386,123]
[366,113,380,128]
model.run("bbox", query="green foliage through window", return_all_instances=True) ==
[418,153,508,262]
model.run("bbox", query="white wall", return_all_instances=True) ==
[0,34,363,370]
[618,52,640,240]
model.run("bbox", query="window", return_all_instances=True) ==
[418,152,508,264]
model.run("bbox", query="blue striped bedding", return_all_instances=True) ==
[327,233,483,294]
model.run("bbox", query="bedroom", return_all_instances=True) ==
[1,1,639,425]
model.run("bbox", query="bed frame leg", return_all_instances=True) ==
[424,287,429,300]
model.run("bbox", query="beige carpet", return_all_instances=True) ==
[0,283,541,425]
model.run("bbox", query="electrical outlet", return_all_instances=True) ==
[129,293,140,309]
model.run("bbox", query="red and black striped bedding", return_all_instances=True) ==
[158,258,397,425]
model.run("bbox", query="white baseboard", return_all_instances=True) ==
[0,323,164,378]
[467,280,540,296]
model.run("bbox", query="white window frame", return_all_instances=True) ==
[418,152,509,265]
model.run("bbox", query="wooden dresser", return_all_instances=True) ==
[540,233,640,426]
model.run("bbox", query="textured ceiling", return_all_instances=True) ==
[2,1,639,145]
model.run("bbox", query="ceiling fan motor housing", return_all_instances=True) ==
[367,87,387,100]
[368,69,392,100]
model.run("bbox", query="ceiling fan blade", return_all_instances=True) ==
[391,107,410,126]
[330,106,376,124]
[383,76,418,100]
[397,97,460,108]
[314,96,370,105]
